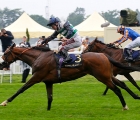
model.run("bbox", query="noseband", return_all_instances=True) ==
[3,49,17,64]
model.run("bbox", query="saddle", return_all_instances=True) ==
[131,50,140,61]
[123,50,140,62]
[106,44,140,62]
[54,52,82,82]
[55,53,82,68]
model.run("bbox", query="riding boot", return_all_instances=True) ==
[61,49,72,63]
[126,48,133,61]
[124,48,128,60]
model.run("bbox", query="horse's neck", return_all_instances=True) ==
[14,48,42,66]
[15,48,54,66]
[96,44,123,60]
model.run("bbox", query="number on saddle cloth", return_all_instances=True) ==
[55,53,82,68]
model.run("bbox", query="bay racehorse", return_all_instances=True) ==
[1,43,140,110]
[84,38,140,95]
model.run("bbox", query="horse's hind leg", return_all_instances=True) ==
[44,82,53,110]
[112,77,140,99]
[0,75,39,106]
[105,80,128,110]
[124,73,140,91]
[102,73,140,96]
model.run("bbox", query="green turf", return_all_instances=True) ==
[0,74,140,120]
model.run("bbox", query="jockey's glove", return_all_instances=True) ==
[41,36,54,45]
[41,39,48,45]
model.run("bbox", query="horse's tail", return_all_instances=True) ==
[105,54,140,71]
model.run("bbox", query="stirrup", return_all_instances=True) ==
[128,56,133,60]
[128,58,133,61]
[125,57,133,62]
[124,57,128,61]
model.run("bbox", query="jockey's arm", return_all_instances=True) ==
[117,30,129,45]
[113,36,124,44]
[47,31,59,42]
[41,31,59,45]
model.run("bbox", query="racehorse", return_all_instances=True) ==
[84,38,140,95]
[1,43,140,110]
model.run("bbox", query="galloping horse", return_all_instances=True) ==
[84,38,140,95]
[1,43,140,110]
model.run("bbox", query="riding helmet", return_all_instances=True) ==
[47,16,60,26]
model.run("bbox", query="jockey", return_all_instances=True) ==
[41,16,82,63]
[112,25,140,61]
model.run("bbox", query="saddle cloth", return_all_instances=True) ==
[123,50,140,61]
[55,54,82,68]
[132,50,140,60]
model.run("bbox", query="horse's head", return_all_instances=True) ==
[2,43,16,65]
[83,37,106,53]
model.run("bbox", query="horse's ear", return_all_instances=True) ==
[11,43,16,48]
[95,37,98,41]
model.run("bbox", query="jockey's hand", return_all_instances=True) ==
[62,37,68,42]
[62,42,67,46]
[114,43,119,47]
[41,39,48,45]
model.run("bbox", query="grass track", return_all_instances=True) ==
[0,74,140,120]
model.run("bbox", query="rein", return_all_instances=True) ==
[19,47,32,56]
[18,47,43,66]
[4,47,41,65]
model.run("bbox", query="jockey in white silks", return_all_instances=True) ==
[41,16,82,63]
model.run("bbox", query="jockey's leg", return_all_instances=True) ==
[124,37,140,61]
[61,48,72,63]
[61,34,82,63]
[123,48,128,59]
[124,48,133,61]
[126,48,133,61]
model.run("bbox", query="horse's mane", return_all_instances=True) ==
[93,38,120,49]
[94,38,106,45]
[32,46,51,51]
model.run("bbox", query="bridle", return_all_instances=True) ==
[3,47,32,64]
[3,49,17,64]
[83,40,108,53]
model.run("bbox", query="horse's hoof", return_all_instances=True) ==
[122,105,129,110]
[0,100,8,106]
[136,94,140,98]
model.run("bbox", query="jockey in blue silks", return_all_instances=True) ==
[112,25,140,61]
[41,16,82,63]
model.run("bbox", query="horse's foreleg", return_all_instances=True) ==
[44,83,53,110]
[102,87,109,95]
[0,75,38,106]
[124,73,140,91]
